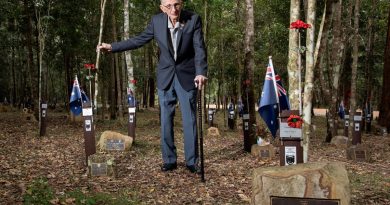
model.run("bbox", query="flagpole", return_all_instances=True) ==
[269,56,282,142]
[268,56,280,105]
[298,31,302,116]
[75,75,83,111]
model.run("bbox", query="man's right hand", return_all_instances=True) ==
[96,43,112,53]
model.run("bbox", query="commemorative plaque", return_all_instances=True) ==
[260,149,270,158]
[90,163,108,176]
[105,139,125,151]
[271,196,340,205]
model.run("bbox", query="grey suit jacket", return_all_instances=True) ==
[111,10,208,91]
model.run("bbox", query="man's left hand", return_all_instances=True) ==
[194,75,207,90]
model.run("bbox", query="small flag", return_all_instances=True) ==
[338,101,345,119]
[258,58,290,137]
[70,76,89,115]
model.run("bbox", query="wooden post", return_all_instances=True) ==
[39,101,47,136]
[83,102,96,165]
[279,110,303,166]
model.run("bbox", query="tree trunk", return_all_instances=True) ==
[378,5,390,131]
[302,0,316,163]
[348,0,360,141]
[111,0,122,119]
[287,0,300,111]
[242,0,256,152]
[363,0,376,129]
[23,0,36,104]
[329,0,345,139]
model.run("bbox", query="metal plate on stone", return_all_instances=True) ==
[354,150,367,162]
[271,196,340,205]
[260,150,270,158]
[280,122,302,138]
[106,139,125,151]
[91,163,108,176]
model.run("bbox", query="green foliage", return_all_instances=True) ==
[23,178,54,205]
[23,178,140,205]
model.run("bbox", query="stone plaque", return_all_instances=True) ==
[354,150,367,162]
[90,163,108,176]
[271,196,340,205]
[106,139,125,151]
[260,150,270,158]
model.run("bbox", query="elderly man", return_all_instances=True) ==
[97,0,207,174]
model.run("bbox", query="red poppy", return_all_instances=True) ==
[290,20,311,29]
[84,64,95,70]
[287,115,303,128]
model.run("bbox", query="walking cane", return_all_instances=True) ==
[197,84,205,182]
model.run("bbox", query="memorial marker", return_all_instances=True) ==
[271,196,340,205]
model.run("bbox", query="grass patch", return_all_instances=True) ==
[23,178,140,205]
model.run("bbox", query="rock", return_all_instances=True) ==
[88,154,115,177]
[331,135,348,147]
[252,162,350,205]
[346,144,370,162]
[251,144,275,159]
[207,127,220,137]
[98,131,133,151]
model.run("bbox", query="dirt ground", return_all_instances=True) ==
[0,108,389,204]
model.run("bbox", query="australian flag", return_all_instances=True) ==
[69,76,89,115]
[258,59,290,137]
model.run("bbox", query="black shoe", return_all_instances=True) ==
[186,165,200,174]
[161,163,177,172]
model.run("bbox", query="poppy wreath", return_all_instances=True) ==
[287,115,303,128]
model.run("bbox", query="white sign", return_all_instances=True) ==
[243,114,250,120]
[345,115,349,119]
[41,103,48,109]
[354,115,362,121]
[345,121,349,127]
[355,123,360,131]
[128,107,136,114]
[280,122,302,138]
[85,120,92,132]
[285,146,297,166]
[129,115,134,123]
[244,122,249,131]
[83,108,93,116]
[42,110,46,117]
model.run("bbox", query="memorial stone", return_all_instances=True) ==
[252,162,350,205]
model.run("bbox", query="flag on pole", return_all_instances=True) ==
[258,58,290,137]
[338,101,345,119]
[70,76,89,115]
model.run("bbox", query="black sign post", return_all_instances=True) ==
[40,101,48,136]
[228,109,235,130]
[128,107,136,141]
[208,109,214,127]
[243,113,251,151]
[344,113,349,137]
[82,103,96,165]
[352,112,362,145]
[279,110,303,166]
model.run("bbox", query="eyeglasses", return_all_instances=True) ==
[162,3,182,10]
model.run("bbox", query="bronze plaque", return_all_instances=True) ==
[91,163,108,176]
[271,196,340,205]
[106,139,125,151]
[260,150,270,158]
[354,150,367,162]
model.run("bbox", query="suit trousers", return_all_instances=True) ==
[158,75,198,166]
